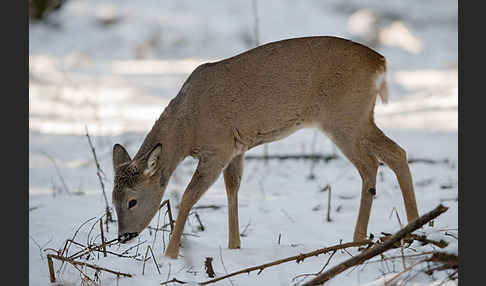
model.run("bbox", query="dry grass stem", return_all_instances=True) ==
[85,125,113,228]
[326,185,332,222]
[384,259,426,286]
[99,218,107,257]
[160,200,175,232]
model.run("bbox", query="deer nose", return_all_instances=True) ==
[118,232,139,243]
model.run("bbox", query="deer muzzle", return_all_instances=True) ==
[118,232,139,243]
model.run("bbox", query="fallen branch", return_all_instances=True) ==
[301,204,449,286]
[199,240,370,285]
[193,204,224,210]
[407,158,450,165]
[378,232,449,249]
[407,234,449,249]
[378,158,450,166]
[426,251,458,270]
[47,254,132,283]
[244,153,338,163]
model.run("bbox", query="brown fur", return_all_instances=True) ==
[111,36,419,259]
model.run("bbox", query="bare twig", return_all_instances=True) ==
[142,251,149,275]
[292,250,337,282]
[384,259,426,285]
[72,263,98,285]
[199,240,370,285]
[218,246,234,286]
[204,257,216,278]
[407,158,450,165]
[326,185,332,222]
[426,252,458,270]
[245,153,338,163]
[160,278,187,285]
[61,216,97,262]
[29,235,52,262]
[85,126,113,228]
[153,205,163,249]
[149,245,161,274]
[47,254,56,282]
[40,151,71,195]
[68,238,119,260]
[47,254,132,283]
[444,232,458,240]
[142,245,162,275]
[160,200,175,232]
[307,130,319,180]
[301,204,449,286]
[99,219,107,257]
[192,204,224,210]
[240,219,251,237]
[407,234,449,249]
[194,212,205,231]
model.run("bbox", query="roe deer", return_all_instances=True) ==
[111,36,419,259]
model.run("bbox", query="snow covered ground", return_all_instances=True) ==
[29,0,457,285]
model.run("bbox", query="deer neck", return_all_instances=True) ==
[134,108,190,177]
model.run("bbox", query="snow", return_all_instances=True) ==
[29,0,457,285]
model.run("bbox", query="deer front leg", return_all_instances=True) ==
[223,154,244,249]
[165,156,228,259]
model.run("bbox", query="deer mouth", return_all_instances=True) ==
[118,232,139,243]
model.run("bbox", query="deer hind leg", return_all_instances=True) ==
[323,126,379,242]
[352,151,379,241]
[223,154,244,249]
[368,125,419,222]
[165,155,229,259]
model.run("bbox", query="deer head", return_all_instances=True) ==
[111,143,166,243]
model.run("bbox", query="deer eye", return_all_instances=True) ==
[128,199,137,209]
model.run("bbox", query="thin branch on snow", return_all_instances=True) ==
[301,204,449,286]
[199,240,371,285]
[85,125,114,230]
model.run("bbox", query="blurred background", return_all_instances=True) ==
[29,0,457,195]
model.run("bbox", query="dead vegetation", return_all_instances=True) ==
[41,182,457,285]
[38,135,457,285]
[44,200,175,284]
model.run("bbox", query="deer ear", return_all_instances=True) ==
[113,144,131,169]
[143,143,162,177]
